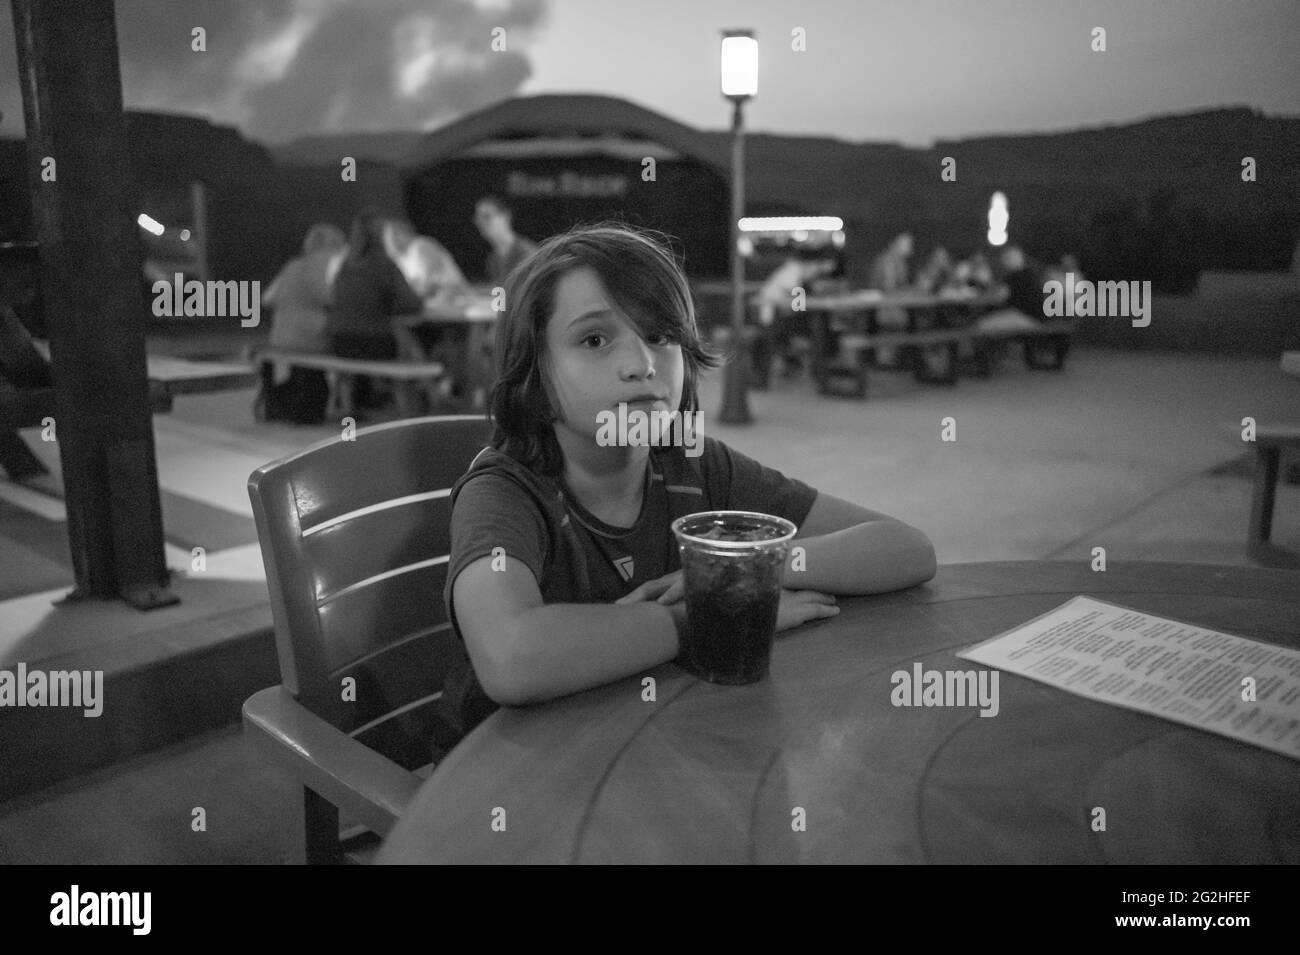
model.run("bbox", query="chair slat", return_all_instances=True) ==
[352,698,445,771]
[330,627,460,732]
[316,561,451,673]
[302,495,454,600]
[289,418,491,530]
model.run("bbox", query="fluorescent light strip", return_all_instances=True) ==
[739,216,844,232]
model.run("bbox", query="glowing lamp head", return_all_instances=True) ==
[987,191,1009,246]
[137,213,164,236]
[720,32,758,100]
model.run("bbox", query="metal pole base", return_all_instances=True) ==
[718,353,753,425]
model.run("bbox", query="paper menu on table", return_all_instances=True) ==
[956,596,1300,760]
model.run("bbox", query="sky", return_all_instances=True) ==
[1,0,1298,146]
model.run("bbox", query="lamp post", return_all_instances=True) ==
[718,29,757,425]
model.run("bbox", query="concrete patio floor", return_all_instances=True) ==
[1,345,1297,863]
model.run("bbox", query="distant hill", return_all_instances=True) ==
[271,130,427,167]
[268,106,1300,285]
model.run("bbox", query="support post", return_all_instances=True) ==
[12,0,176,609]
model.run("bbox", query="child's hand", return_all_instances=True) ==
[776,589,839,631]
[614,570,684,606]
[616,574,837,629]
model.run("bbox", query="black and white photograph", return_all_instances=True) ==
[0,0,1297,897]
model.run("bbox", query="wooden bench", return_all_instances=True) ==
[821,328,973,396]
[2,354,258,430]
[1246,425,1300,567]
[970,319,1075,375]
[2,354,259,477]
[255,349,447,419]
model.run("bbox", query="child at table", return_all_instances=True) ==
[433,224,937,750]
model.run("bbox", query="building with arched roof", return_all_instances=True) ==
[398,94,733,280]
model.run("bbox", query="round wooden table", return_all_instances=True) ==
[378,561,1300,864]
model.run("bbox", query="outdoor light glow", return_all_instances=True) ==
[987,191,1009,246]
[179,229,192,241]
[137,213,164,236]
[720,33,758,98]
[739,216,844,233]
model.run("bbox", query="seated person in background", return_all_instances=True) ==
[474,196,539,285]
[259,223,347,423]
[384,219,469,299]
[951,251,994,292]
[975,246,1054,335]
[757,248,838,376]
[868,231,914,364]
[914,245,954,293]
[329,210,424,410]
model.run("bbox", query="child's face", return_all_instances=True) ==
[543,266,685,446]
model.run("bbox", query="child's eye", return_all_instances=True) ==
[581,333,607,348]
[648,333,677,346]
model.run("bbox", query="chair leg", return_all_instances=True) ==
[1249,446,1281,545]
[0,431,47,479]
[394,381,422,418]
[914,343,959,384]
[1024,336,1068,370]
[303,787,344,865]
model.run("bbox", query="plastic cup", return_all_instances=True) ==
[671,510,798,685]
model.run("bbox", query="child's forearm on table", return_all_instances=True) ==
[787,521,937,594]
[492,602,687,705]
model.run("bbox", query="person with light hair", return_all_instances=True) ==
[384,219,468,299]
[257,222,347,423]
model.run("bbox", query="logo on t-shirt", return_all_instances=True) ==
[613,556,635,582]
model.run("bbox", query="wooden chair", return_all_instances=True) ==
[243,414,493,863]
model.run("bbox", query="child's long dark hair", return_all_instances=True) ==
[489,223,722,477]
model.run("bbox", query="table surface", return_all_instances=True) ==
[378,560,1300,864]
[401,295,499,324]
[805,288,1008,312]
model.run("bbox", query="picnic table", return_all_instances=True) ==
[393,291,500,412]
[2,345,257,478]
[802,287,1010,395]
[3,345,257,431]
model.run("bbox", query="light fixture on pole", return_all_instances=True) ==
[718,29,757,425]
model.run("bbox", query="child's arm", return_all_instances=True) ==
[453,554,686,706]
[623,491,936,606]
[787,491,937,594]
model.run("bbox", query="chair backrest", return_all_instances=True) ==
[248,414,493,769]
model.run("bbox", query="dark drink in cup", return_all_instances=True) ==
[671,511,797,685]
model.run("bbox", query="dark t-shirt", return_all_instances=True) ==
[486,236,539,285]
[1004,265,1049,320]
[433,435,818,750]
[329,253,422,337]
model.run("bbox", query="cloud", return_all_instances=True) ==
[0,0,545,143]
